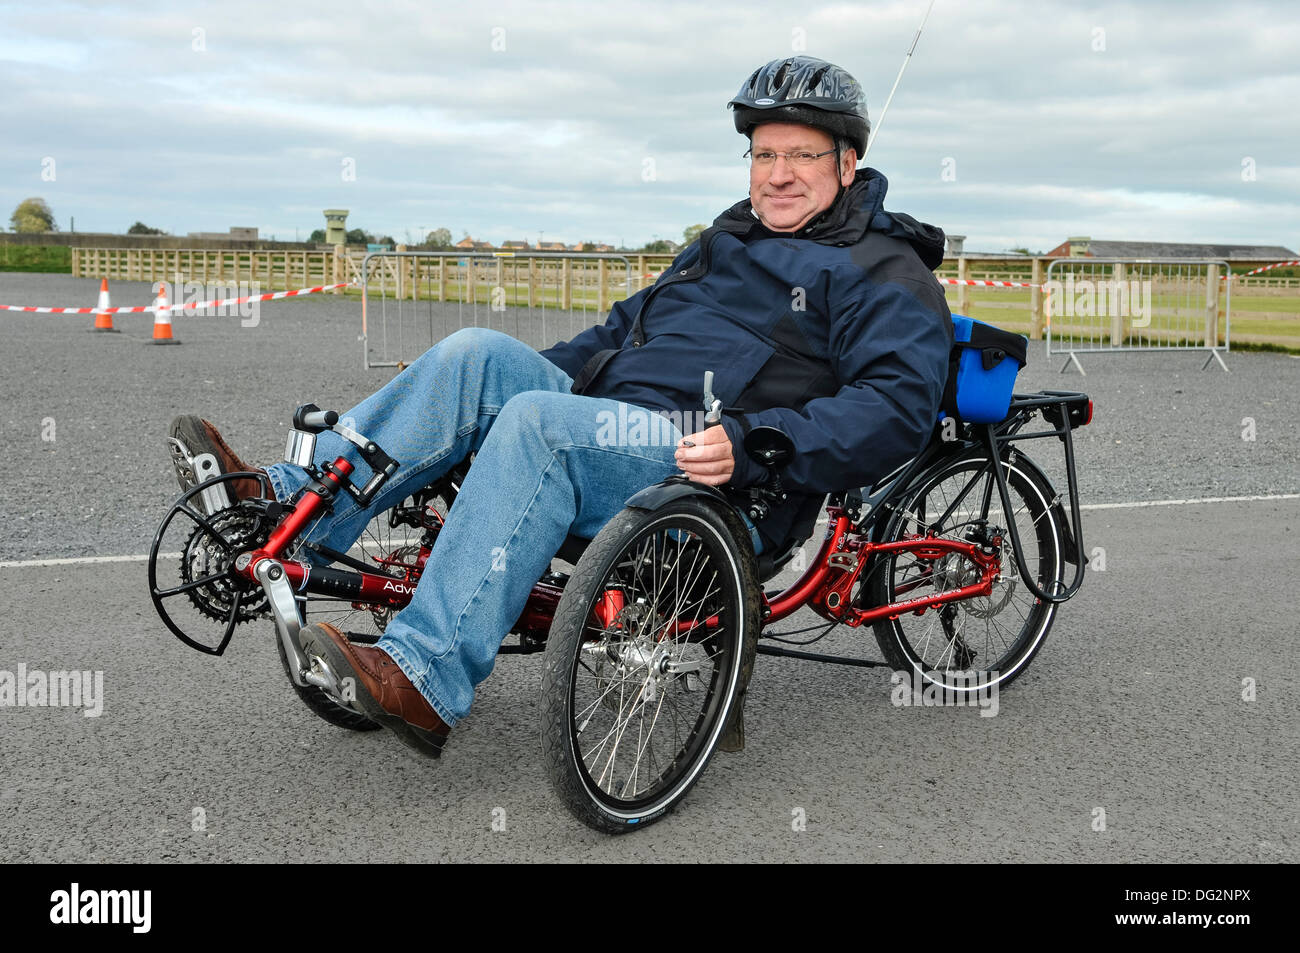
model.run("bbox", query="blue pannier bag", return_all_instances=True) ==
[940,315,1029,424]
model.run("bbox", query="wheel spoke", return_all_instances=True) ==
[558,503,748,821]
[875,456,1061,691]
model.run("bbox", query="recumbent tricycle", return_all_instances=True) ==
[149,315,1091,833]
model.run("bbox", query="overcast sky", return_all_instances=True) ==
[2,0,1297,252]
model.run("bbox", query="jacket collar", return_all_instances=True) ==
[713,167,885,243]
[711,167,947,270]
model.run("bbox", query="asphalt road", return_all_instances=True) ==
[1,273,1297,861]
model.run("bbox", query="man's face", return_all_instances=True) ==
[749,122,857,233]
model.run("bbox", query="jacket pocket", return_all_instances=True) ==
[710,339,775,410]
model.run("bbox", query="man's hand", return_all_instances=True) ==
[675,425,734,486]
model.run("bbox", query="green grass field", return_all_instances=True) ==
[946,287,1300,350]
[0,245,72,273]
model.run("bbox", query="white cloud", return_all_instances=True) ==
[0,0,1296,251]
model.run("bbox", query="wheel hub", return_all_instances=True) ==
[581,602,697,711]
[930,528,1017,619]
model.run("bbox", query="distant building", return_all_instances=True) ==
[454,237,494,250]
[537,241,567,251]
[322,210,348,245]
[501,240,530,250]
[1046,236,1297,260]
[187,226,259,241]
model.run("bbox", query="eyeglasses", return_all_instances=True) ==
[744,148,837,168]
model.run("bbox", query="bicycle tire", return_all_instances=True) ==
[867,449,1064,694]
[540,497,759,833]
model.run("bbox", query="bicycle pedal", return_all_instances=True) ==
[165,436,195,484]
[303,652,357,709]
[189,453,232,513]
[166,436,234,514]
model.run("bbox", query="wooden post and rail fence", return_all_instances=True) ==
[66,246,1299,344]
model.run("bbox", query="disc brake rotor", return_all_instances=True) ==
[930,541,1016,620]
[583,602,662,713]
[365,543,423,631]
[963,536,1017,619]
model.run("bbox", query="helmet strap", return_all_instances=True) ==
[832,140,848,205]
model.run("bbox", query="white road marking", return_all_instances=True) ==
[0,552,180,568]
[1077,493,1300,510]
[3,493,1298,569]
[806,492,1299,525]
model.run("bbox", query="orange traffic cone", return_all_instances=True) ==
[91,277,118,332]
[152,284,178,344]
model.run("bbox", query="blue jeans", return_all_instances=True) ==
[265,328,687,727]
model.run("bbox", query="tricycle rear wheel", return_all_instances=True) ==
[868,451,1064,694]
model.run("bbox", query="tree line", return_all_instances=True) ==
[7,199,711,253]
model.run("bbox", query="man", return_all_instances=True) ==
[168,56,953,759]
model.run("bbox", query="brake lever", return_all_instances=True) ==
[702,371,722,425]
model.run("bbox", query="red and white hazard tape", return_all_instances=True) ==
[1223,259,1300,279]
[938,278,1036,288]
[0,283,352,314]
[946,262,1300,284]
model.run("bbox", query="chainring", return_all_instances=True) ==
[180,501,277,622]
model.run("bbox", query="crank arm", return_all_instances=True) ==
[253,559,310,688]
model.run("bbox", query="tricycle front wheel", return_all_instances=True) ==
[540,498,759,833]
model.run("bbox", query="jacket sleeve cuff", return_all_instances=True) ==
[720,414,770,489]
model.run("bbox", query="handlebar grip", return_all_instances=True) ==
[304,410,339,428]
[293,403,339,432]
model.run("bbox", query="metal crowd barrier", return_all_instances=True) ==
[1045,258,1231,373]
[360,251,636,369]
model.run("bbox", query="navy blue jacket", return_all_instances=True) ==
[540,168,952,549]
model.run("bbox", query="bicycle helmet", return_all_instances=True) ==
[729,56,870,157]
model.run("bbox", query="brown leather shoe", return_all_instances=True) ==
[299,622,451,758]
[167,415,266,504]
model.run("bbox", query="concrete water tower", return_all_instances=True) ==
[323,209,349,245]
